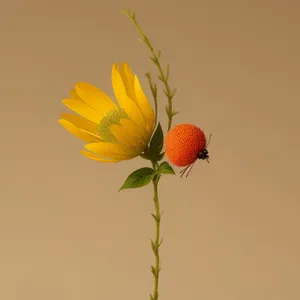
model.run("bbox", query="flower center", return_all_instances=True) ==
[97,108,129,143]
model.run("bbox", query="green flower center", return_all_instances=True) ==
[97,108,129,143]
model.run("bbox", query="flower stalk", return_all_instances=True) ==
[151,176,161,300]
[150,161,162,300]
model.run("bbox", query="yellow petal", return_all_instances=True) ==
[75,82,117,118]
[110,119,147,153]
[111,65,148,135]
[70,88,83,102]
[61,98,100,123]
[80,150,122,163]
[84,142,137,160]
[60,113,100,138]
[119,62,136,101]
[119,118,149,144]
[58,119,99,143]
[115,63,154,136]
[133,75,155,133]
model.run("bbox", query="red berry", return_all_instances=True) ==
[165,124,207,167]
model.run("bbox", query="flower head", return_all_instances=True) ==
[59,62,155,162]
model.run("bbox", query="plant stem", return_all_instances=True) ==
[151,161,162,300]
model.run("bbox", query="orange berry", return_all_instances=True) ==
[165,124,207,167]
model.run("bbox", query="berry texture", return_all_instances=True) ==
[165,124,206,167]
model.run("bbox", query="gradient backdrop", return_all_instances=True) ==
[1,0,300,299]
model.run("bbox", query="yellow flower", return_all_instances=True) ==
[58,62,155,163]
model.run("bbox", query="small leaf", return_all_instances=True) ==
[151,213,157,221]
[151,56,158,64]
[156,161,176,175]
[151,266,156,276]
[172,110,179,117]
[119,167,155,191]
[171,88,177,97]
[157,49,162,59]
[149,123,164,159]
[158,238,164,248]
[158,75,164,82]
[152,213,161,222]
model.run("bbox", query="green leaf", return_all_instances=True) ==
[157,49,162,59]
[158,238,163,248]
[151,213,158,221]
[149,123,164,159]
[151,266,156,276]
[119,167,155,191]
[171,88,177,98]
[156,161,176,175]
[151,213,161,222]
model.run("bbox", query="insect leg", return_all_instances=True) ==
[185,161,196,177]
[206,133,212,148]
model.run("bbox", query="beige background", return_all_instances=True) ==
[1,0,300,299]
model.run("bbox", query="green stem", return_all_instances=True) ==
[151,161,161,300]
